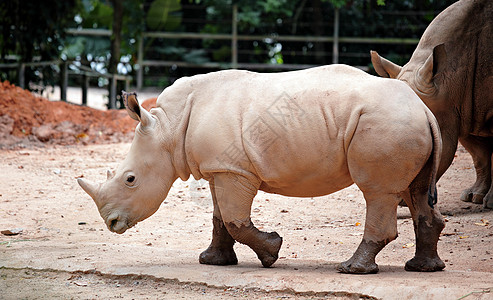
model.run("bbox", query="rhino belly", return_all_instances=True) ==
[258,174,354,198]
[254,144,354,198]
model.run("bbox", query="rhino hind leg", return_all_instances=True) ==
[338,193,401,274]
[199,182,238,266]
[458,136,492,205]
[404,212,445,272]
[337,240,385,274]
[483,187,493,209]
[402,189,445,272]
[213,173,283,267]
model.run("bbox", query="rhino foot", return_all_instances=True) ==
[257,232,283,268]
[483,194,493,209]
[199,246,238,266]
[337,258,379,274]
[460,189,485,204]
[405,256,445,272]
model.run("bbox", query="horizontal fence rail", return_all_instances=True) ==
[0,60,130,109]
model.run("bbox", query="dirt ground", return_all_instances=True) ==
[0,139,492,299]
[0,83,492,299]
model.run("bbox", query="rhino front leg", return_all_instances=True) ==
[459,136,492,205]
[213,173,283,267]
[199,180,238,265]
[338,193,400,274]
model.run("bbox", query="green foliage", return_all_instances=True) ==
[0,0,458,90]
[64,0,144,77]
[326,0,348,8]
[146,0,182,31]
[0,0,80,91]
[325,0,384,8]
[80,0,113,29]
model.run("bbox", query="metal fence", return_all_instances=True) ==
[3,4,439,108]
[66,4,420,90]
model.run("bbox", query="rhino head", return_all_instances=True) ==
[77,92,179,234]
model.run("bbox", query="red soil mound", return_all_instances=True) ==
[141,97,157,111]
[0,81,151,148]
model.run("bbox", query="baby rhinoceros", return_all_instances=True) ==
[78,65,445,274]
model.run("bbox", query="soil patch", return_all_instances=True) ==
[0,81,158,148]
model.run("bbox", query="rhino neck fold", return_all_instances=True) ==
[155,99,193,182]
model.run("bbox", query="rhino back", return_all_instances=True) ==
[179,65,429,197]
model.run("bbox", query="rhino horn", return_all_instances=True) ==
[370,50,402,79]
[121,90,155,128]
[107,169,115,180]
[77,178,100,200]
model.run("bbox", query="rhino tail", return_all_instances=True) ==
[424,106,442,208]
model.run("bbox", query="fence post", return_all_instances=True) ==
[231,4,238,69]
[125,77,130,92]
[108,75,117,109]
[137,34,144,90]
[332,7,340,64]
[82,73,89,106]
[18,63,25,89]
[60,61,68,101]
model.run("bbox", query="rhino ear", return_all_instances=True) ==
[415,44,447,95]
[122,91,155,128]
[370,50,402,79]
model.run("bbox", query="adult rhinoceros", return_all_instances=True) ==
[371,0,493,208]
[78,65,445,274]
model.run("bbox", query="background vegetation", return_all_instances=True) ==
[0,0,456,92]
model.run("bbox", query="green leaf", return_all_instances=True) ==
[146,0,182,31]
[183,49,209,64]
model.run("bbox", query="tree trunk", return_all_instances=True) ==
[312,0,325,65]
[109,0,123,75]
[108,0,123,108]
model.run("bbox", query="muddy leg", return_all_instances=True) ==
[483,177,493,209]
[213,173,282,267]
[459,136,492,204]
[338,193,400,274]
[199,180,238,265]
[483,154,493,209]
[402,189,445,272]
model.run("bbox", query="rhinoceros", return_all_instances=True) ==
[78,65,445,274]
[371,0,493,208]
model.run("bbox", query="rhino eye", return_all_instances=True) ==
[125,173,136,187]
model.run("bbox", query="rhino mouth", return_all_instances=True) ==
[105,213,135,234]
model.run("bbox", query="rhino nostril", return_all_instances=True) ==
[111,218,118,228]
[108,217,119,230]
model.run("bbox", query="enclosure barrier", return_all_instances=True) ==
[0,60,131,109]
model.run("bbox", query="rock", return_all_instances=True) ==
[1,228,23,235]
[0,114,14,138]
[33,124,54,142]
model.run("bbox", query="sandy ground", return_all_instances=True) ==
[0,143,492,299]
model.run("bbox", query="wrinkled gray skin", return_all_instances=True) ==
[78,65,445,274]
[371,0,493,208]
